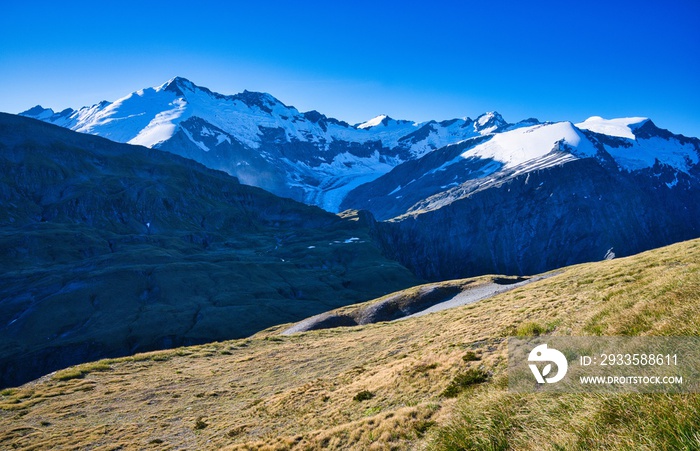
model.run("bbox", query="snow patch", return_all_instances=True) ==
[477,112,495,126]
[462,122,597,168]
[216,134,231,145]
[181,127,210,152]
[575,116,649,139]
[606,137,698,172]
[357,115,388,129]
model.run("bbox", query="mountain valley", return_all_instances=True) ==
[1,239,698,449]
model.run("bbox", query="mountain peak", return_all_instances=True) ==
[474,111,507,133]
[575,116,650,139]
[20,105,75,122]
[357,114,393,129]
[159,76,196,96]
[21,105,53,117]
[230,90,284,114]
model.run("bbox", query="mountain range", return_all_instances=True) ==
[21,77,511,212]
[21,77,700,280]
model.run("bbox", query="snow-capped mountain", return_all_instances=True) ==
[342,117,700,220]
[21,77,499,211]
[355,117,700,279]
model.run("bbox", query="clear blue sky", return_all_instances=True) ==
[1,0,699,136]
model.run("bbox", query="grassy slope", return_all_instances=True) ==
[1,238,699,450]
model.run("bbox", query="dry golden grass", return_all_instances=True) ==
[1,239,699,450]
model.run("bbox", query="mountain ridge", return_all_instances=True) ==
[18,77,525,211]
[21,77,699,218]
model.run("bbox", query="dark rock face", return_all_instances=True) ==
[375,159,700,280]
[0,114,421,388]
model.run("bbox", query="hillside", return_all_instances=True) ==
[1,238,698,450]
[0,114,420,388]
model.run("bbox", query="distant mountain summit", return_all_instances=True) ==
[341,116,700,220]
[362,118,700,279]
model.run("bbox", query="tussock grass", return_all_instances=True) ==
[0,239,698,450]
[431,390,700,450]
[353,390,375,402]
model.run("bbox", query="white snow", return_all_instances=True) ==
[357,115,388,129]
[462,122,597,168]
[575,116,649,139]
[389,185,402,195]
[575,117,698,172]
[604,136,698,172]
[301,150,397,212]
[26,78,486,167]
[216,134,231,145]
[477,113,493,126]
[180,127,210,152]
[129,98,188,147]
[24,77,699,216]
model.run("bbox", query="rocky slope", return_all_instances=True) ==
[0,114,420,387]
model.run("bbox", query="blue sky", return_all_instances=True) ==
[1,0,698,136]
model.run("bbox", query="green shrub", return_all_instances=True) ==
[441,368,489,398]
[515,321,548,337]
[353,390,375,402]
[462,351,480,362]
[413,362,439,374]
